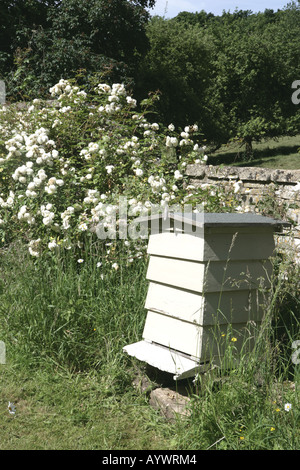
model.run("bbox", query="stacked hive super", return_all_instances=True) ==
[123,213,288,379]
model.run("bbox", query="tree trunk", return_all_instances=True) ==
[244,137,253,160]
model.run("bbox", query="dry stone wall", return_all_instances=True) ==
[186,164,300,263]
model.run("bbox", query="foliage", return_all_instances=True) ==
[1,2,300,152]
[135,16,228,145]
[136,3,300,152]
[0,0,156,99]
[205,4,300,155]
[0,77,244,259]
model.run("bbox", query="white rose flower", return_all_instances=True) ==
[174,170,183,180]
[105,165,114,174]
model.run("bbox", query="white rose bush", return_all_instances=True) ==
[0,77,242,266]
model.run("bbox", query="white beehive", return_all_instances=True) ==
[123,212,288,379]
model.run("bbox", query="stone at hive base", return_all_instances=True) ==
[149,387,191,421]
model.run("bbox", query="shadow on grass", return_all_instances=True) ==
[208,145,300,167]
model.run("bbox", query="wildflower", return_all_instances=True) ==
[42,212,55,226]
[174,170,183,180]
[28,238,40,257]
[62,217,71,230]
[105,165,114,174]
[48,240,58,251]
[181,131,189,139]
[270,427,275,432]
[166,136,178,147]
[231,337,237,342]
[112,262,119,270]
[96,262,102,268]
[8,402,16,415]
[233,180,243,193]
[284,403,292,412]
[77,259,84,263]
[134,168,143,177]
[97,83,111,94]
[78,222,88,231]
[161,192,171,202]
[88,142,99,153]
[26,189,37,198]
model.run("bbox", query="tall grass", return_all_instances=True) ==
[0,241,147,376]
[0,240,299,450]
[175,252,300,450]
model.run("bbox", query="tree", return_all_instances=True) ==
[47,0,155,64]
[205,4,300,156]
[135,16,228,145]
[175,10,215,26]
[1,0,156,99]
[0,0,53,74]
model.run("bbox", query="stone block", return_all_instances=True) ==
[149,387,191,421]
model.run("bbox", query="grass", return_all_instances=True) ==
[0,363,174,450]
[208,135,300,169]
[0,241,175,450]
[0,240,299,450]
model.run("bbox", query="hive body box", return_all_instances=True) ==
[123,213,287,379]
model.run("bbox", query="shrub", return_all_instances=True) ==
[0,76,241,263]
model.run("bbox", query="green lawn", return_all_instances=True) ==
[208,135,300,169]
[0,363,174,450]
